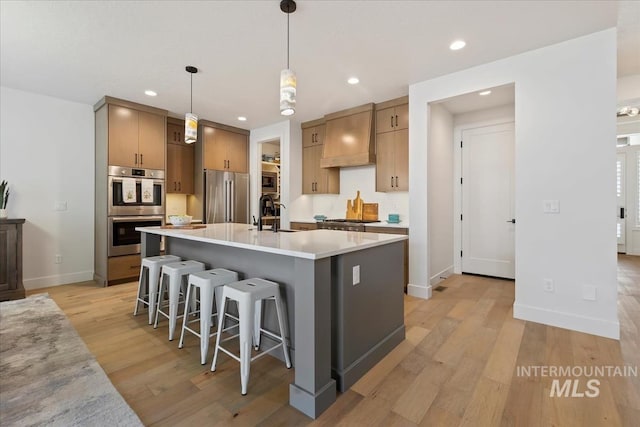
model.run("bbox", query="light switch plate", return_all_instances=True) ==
[543,200,560,214]
[353,265,360,285]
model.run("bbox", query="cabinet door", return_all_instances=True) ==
[394,129,409,191]
[179,144,194,193]
[302,146,317,194]
[138,111,165,169]
[224,130,248,173]
[314,124,325,145]
[375,106,395,134]
[376,131,395,192]
[203,125,226,170]
[108,105,138,167]
[302,127,315,148]
[394,104,409,130]
[318,164,340,194]
[167,122,183,145]
[166,144,180,193]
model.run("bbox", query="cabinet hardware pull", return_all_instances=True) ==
[312,133,315,143]
[174,182,177,191]
[391,116,394,128]
[140,154,143,165]
[395,115,398,127]
[174,131,176,141]
[135,153,138,165]
[178,182,181,191]
[395,176,399,187]
[390,176,394,187]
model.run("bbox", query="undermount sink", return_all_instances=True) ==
[276,229,297,233]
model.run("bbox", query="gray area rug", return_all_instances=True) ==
[0,294,143,427]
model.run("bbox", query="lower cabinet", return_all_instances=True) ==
[108,254,142,283]
[0,219,26,301]
[290,221,318,231]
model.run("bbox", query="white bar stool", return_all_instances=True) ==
[211,278,291,395]
[178,268,239,364]
[134,254,181,325]
[154,260,205,340]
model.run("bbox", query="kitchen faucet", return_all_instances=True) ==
[258,194,274,231]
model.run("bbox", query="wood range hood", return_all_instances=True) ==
[320,103,375,168]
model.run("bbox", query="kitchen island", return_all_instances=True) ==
[137,223,407,418]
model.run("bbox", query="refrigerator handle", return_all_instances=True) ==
[224,181,230,222]
[226,180,231,222]
[229,181,236,222]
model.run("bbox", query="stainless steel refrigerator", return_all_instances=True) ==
[204,170,250,224]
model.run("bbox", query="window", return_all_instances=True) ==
[637,152,640,225]
[617,159,622,198]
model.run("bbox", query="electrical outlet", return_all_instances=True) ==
[543,278,554,292]
[353,265,360,285]
[583,285,597,301]
[55,254,63,264]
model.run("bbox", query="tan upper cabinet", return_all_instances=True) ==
[303,144,339,194]
[376,98,408,134]
[376,129,408,192]
[107,104,165,169]
[302,119,325,148]
[167,118,194,194]
[375,96,409,192]
[167,143,194,194]
[167,122,184,145]
[202,124,248,173]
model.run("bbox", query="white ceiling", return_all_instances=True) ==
[1,1,636,130]
[436,84,515,115]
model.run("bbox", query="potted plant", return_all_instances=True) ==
[0,180,9,219]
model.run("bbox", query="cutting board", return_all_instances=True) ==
[161,224,207,229]
[362,203,379,221]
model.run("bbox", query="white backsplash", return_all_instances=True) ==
[291,164,409,223]
[165,193,188,221]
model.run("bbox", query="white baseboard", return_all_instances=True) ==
[24,271,94,290]
[430,265,454,286]
[407,283,432,300]
[513,302,620,340]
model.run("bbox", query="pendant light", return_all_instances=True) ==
[280,0,296,116]
[184,65,198,144]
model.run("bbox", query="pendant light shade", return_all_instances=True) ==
[280,68,296,116]
[185,66,198,144]
[280,0,296,116]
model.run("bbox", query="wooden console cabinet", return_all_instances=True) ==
[0,218,26,301]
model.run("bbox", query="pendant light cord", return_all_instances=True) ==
[190,72,193,113]
[287,12,290,69]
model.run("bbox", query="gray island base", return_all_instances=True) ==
[138,224,407,418]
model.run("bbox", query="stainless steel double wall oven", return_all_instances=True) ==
[107,166,165,256]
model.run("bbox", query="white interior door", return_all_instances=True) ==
[461,122,515,279]
[617,153,626,252]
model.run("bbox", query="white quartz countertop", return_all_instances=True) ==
[137,223,407,260]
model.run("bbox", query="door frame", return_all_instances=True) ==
[453,117,516,275]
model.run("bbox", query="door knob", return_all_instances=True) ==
[506,219,516,224]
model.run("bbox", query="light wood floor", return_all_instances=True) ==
[31,255,640,426]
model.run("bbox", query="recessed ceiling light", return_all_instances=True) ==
[238,116,247,121]
[144,90,157,97]
[347,77,360,85]
[479,90,492,96]
[449,40,466,51]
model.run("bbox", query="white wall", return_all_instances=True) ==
[0,86,94,289]
[427,104,453,284]
[409,29,619,339]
